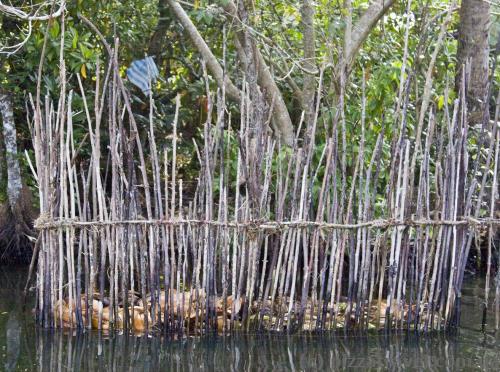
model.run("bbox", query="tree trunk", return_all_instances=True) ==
[330,0,396,100]
[148,0,170,60]
[167,0,295,146]
[0,92,22,208]
[236,0,267,210]
[166,0,241,101]
[300,0,317,136]
[345,0,396,69]
[0,91,33,263]
[457,0,491,125]
[222,0,296,146]
[0,116,5,198]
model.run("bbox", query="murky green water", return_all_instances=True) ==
[1,266,500,371]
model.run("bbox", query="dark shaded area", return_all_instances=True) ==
[0,186,36,265]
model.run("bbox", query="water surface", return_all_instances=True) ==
[1,266,500,371]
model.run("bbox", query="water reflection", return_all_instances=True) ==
[29,330,497,371]
[2,267,500,371]
[4,313,20,372]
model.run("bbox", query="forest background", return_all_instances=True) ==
[0,0,498,263]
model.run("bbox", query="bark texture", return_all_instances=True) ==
[165,0,241,101]
[0,92,22,207]
[0,119,5,195]
[222,0,296,146]
[148,0,171,64]
[330,0,396,97]
[0,91,34,263]
[301,0,317,131]
[457,0,491,124]
[345,0,396,69]
[237,0,267,209]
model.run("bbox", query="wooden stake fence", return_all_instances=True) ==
[29,51,499,334]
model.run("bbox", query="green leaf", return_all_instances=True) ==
[50,20,60,38]
[79,43,93,59]
[72,29,78,49]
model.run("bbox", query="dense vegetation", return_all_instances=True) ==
[0,0,498,263]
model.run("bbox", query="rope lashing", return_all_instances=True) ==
[33,216,500,231]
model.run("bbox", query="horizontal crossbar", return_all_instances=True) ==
[34,216,500,231]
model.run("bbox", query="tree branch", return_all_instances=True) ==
[221,0,295,146]
[0,0,65,21]
[267,56,304,104]
[0,0,64,55]
[346,0,396,67]
[165,0,241,101]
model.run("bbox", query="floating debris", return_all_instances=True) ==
[53,293,438,334]
[52,290,247,333]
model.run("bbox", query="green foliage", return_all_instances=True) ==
[0,0,498,218]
